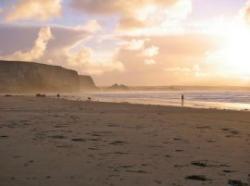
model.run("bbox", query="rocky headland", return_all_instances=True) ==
[0,60,97,93]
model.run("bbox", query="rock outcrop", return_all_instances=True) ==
[108,84,129,91]
[0,60,96,93]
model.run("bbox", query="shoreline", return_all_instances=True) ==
[1,90,250,112]
[4,94,250,112]
[0,96,250,186]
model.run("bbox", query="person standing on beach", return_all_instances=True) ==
[181,94,184,107]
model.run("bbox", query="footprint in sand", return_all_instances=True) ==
[175,149,184,152]
[110,140,126,145]
[228,179,248,186]
[191,161,208,167]
[223,170,236,173]
[0,135,8,138]
[191,160,230,168]
[221,128,240,137]
[71,138,86,142]
[126,169,148,174]
[196,126,211,130]
[185,175,210,182]
[154,180,162,184]
[165,154,171,158]
[49,135,66,139]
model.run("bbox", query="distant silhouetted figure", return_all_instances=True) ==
[181,94,184,107]
[57,94,60,98]
[88,97,92,101]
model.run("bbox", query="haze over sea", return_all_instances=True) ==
[63,90,250,111]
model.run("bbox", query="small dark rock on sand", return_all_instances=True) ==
[36,93,46,97]
[4,94,12,97]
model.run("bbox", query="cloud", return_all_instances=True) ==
[93,33,221,86]
[142,46,159,57]
[242,1,250,24]
[120,39,159,65]
[5,0,62,22]
[58,47,125,75]
[125,39,146,50]
[71,0,191,30]
[0,24,123,76]
[44,47,125,75]
[0,24,88,55]
[2,27,53,61]
[75,20,102,33]
[119,16,146,30]
[144,59,156,65]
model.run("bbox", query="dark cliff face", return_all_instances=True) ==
[79,75,97,91]
[0,60,96,93]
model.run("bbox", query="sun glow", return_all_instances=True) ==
[223,23,250,74]
[208,20,250,78]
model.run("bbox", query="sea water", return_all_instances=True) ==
[63,90,250,111]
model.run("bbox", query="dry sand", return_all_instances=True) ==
[0,96,249,186]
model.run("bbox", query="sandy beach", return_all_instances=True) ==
[0,96,249,186]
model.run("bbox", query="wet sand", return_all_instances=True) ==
[0,96,250,186]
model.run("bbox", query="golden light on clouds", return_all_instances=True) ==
[5,0,61,22]
[205,17,250,80]
[2,27,53,61]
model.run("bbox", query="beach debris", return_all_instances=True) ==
[185,175,209,181]
[228,179,248,186]
[4,94,12,97]
[36,93,46,97]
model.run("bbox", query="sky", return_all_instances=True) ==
[0,0,250,86]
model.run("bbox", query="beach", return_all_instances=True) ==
[0,96,249,186]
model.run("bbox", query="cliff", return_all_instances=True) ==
[0,60,96,93]
[79,75,97,91]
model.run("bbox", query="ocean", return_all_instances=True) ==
[63,90,250,111]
